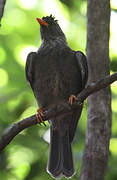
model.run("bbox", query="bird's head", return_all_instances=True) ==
[36,15,66,41]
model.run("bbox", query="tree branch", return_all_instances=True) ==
[0,72,117,152]
[0,0,6,25]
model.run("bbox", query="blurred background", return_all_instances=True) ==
[0,0,117,179]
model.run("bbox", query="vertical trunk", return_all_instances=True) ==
[80,1,112,180]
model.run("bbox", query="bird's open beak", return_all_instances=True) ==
[36,18,48,27]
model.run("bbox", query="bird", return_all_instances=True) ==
[25,15,88,179]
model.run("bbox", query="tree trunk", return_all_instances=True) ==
[80,0,112,180]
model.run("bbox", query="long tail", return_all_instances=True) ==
[47,127,75,179]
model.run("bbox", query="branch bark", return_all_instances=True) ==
[0,72,117,152]
[0,0,6,25]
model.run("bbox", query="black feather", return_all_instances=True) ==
[25,15,88,179]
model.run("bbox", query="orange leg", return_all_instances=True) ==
[36,107,46,126]
[69,95,78,105]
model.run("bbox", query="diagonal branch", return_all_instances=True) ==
[0,0,6,25]
[0,72,117,151]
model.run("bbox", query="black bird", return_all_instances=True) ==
[25,15,88,179]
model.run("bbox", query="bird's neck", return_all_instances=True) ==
[40,36,68,50]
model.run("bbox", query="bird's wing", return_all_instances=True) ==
[76,51,88,89]
[69,51,88,143]
[69,108,83,143]
[25,52,37,86]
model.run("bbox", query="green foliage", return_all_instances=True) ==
[0,0,117,179]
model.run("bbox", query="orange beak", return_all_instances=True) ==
[36,18,48,27]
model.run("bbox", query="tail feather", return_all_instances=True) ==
[62,134,74,177]
[47,127,75,179]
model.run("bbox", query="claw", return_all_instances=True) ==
[69,95,78,105]
[36,107,46,126]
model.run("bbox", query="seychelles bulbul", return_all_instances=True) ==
[25,15,88,179]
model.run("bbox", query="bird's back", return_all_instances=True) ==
[32,44,82,109]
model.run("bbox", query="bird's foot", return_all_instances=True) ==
[69,94,83,106]
[36,107,46,126]
[69,95,78,105]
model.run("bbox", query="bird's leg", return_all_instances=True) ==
[36,107,46,126]
[69,95,78,105]
[69,94,83,106]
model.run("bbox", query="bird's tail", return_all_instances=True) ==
[47,127,75,179]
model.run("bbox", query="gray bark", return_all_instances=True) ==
[80,0,112,180]
[0,0,6,25]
